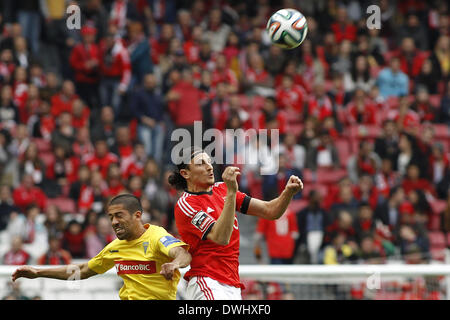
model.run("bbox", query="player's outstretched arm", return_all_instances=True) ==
[12,263,97,282]
[160,246,192,280]
[247,175,303,220]
[206,166,240,245]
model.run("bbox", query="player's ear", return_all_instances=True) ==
[179,168,189,180]
[133,210,142,220]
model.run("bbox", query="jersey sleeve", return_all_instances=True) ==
[216,181,251,214]
[87,243,116,274]
[153,226,189,258]
[175,196,216,241]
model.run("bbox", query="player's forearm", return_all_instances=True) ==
[208,191,237,245]
[265,188,295,220]
[170,248,192,269]
[36,263,93,280]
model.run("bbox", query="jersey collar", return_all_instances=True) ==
[184,189,213,196]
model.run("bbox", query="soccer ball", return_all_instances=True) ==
[266,8,308,49]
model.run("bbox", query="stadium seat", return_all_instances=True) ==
[429,231,446,248]
[429,199,447,215]
[300,183,328,200]
[430,248,445,261]
[39,152,55,168]
[251,95,265,110]
[316,168,347,185]
[33,138,52,153]
[335,138,351,167]
[288,199,309,213]
[46,197,76,214]
[428,214,441,231]
[429,95,442,108]
[432,124,450,139]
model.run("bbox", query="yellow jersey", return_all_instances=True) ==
[88,224,188,300]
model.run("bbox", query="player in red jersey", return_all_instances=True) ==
[169,147,303,300]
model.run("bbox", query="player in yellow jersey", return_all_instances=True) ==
[11,194,191,300]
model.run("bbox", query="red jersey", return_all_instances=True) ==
[3,249,30,265]
[174,182,251,288]
[256,210,298,259]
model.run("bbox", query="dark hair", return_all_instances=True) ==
[168,146,204,190]
[108,194,142,215]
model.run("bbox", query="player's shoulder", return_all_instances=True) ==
[175,192,199,217]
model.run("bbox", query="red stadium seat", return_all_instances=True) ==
[429,231,446,248]
[33,138,52,153]
[40,152,55,168]
[47,197,76,214]
[335,138,351,167]
[316,168,347,185]
[429,95,442,108]
[430,248,445,261]
[428,214,441,231]
[252,95,265,110]
[433,124,450,139]
[429,199,447,215]
[301,183,328,200]
[288,199,309,213]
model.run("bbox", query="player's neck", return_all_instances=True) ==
[127,225,147,241]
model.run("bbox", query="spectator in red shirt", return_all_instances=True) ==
[45,145,80,191]
[62,220,86,259]
[69,25,100,109]
[99,28,131,115]
[345,87,378,125]
[28,99,55,140]
[410,87,436,123]
[254,209,299,264]
[353,174,379,210]
[242,53,272,94]
[13,174,47,212]
[84,138,119,179]
[307,81,333,121]
[167,67,203,131]
[396,37,427,79]
[38,235,72,265]
[276,75,307,114]
[2,236,30,265]
[72,126,94,159]
[183,25,203,65]
[102,163,125,199]
[402,163,436,198]
[50,80,78,117]
[257,96,286,135]
[330,6,357,43]
[211,53,238,93]
[71,99,90,129]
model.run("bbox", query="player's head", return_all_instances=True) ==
[107,194,144,240]
[168,146,214,191]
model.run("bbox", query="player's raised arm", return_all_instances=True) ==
[206,166,241,246]
[12,262,97,282]
[246,175,304,220]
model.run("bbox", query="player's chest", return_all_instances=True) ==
[109,243,160,275]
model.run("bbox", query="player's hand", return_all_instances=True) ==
[160,262,178,280]
[222,166,240,193]
[12,266,39,282]
[285,175,303,195]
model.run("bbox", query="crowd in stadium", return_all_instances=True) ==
[0,0,449,292]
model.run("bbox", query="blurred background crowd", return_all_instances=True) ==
[0,0,450,299]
